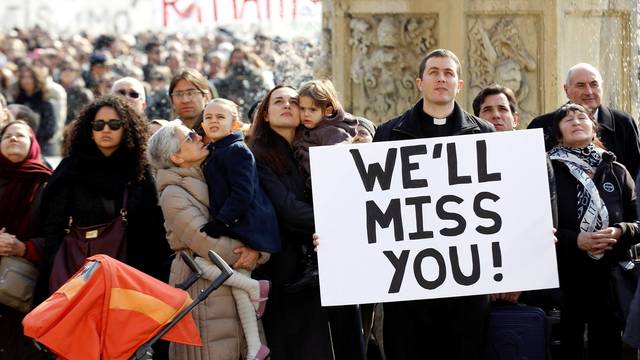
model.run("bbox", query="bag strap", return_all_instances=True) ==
[120,186,129,222]
[67,185,130,229]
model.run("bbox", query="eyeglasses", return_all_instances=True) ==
[92,119,124,131]
[171,89,202,100]
[116,89,141,99]
[181,130,198,145]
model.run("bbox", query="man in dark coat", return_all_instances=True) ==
[527,63,640,179]
[374,48,494,360]
[473,84,563,358]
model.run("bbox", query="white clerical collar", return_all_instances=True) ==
[433,117,447,125]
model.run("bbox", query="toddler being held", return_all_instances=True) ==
[200,98,279,360]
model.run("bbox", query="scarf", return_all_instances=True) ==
[549,145,608,259]
[0,130,52,240]
[42,145,138,223]
[74,146,135,199]
[549,144,609,230]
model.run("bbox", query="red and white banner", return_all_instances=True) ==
[0,0,321,35]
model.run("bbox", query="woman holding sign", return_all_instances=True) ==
[549,103,639,359]
[248,85,335,359]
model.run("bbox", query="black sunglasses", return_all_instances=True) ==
[117,89,141,99]
[92,119,124,131]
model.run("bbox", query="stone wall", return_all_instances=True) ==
[322,0,639,126]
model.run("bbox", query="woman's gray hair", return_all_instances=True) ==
[147,120,188,169]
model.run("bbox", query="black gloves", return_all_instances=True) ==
[200,219,228,238]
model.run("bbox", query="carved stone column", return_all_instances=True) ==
[328,0,465,123]
[314,0,333,79]
[466,16,540,125]
[348,15,437,121]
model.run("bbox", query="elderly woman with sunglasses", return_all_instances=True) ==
[41,96,170,292]
[147,121,257,360]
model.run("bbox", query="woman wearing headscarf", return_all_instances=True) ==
[0,120,52,359]
[549,103,640,359]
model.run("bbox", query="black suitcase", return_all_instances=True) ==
[484,305,547,360]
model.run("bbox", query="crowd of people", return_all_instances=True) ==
[0,26,319,156]
[0,24,639,360]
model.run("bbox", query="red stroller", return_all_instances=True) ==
[23,251,233,360]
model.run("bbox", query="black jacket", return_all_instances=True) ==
[41,157,170,284]
[203,131,280,252]
[529,105,640,179]
[253,143,314,286]
[553,151,639,307]
[253,136,333,360]
[373,99,495,141]
[374,99,494,360]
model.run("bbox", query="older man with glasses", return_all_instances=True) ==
[111,77,147,115]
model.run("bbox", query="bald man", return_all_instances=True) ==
[528,63,640,178]
[111,77,147,115]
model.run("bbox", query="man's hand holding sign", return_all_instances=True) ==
[310,130,558,306]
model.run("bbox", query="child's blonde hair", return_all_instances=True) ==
[207,98,244,131]
[298,79,343,113]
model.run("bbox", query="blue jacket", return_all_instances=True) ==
[202,131,281,253]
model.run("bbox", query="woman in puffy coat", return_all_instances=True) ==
[148,121,265,360]
[549,103,640,359]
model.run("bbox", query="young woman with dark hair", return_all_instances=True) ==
[248,85,335,359]
[41,95,170,293]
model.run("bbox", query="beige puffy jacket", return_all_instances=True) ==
[156,166,245,360]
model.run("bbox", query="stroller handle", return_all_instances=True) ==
[175,252,203,290]
[208,250,233,278]
[131,250,234,360]
[198,250,234,300]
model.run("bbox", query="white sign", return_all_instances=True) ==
[310,130,558,306]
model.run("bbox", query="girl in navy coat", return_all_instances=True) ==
[200,98,279,360]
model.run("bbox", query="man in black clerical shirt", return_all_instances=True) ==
[374,49,494,360]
